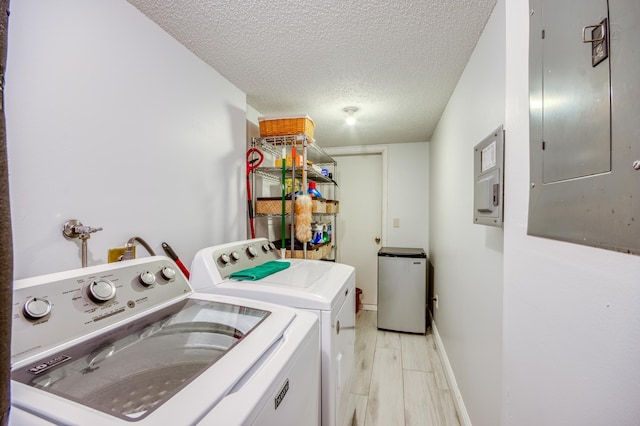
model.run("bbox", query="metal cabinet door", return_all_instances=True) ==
[540,0,610,183]
[529,0,640,255]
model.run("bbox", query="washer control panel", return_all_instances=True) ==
[214,239,279,278]
[191,238,281,285]
[11,257,192,365]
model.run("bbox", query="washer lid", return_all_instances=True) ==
[11,295,295,424]
[210,260,355,311]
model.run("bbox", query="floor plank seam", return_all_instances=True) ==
[352,310,459,426]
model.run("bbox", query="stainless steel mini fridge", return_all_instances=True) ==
[377,247,428,334]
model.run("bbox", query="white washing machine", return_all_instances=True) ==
[190,238,356,426]
[10,256,320,426]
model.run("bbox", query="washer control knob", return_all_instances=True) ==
[269,242,276,251]
[23,297,52,320]
[246,246,258,258]
[219,254,231,265]
[262,243,270,252]
[139,270,156,286]
[230,251,240,262]
[160,266,176,281]
[88,280,117,303]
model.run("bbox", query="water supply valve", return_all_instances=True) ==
[63,220,103,239]
[62,219,103,267]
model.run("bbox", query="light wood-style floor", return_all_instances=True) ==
[347,310,460,426]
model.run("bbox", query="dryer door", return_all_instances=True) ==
[333,286,356,426]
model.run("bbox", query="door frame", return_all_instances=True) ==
[324,145,388,257]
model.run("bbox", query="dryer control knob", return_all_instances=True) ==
[230,251,240,261]
[269,242,277,251]
[262,243,270,253]
[219,254,231,265]
[23,297,52,320]
[160,266,176,281]
[88,280,117,303]
[246,246,258,258]
[139,270,156,286]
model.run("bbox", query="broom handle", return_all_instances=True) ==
[302,141,308,258]
[290,145,296,256]
[281,147,286,259]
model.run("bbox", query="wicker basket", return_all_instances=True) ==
[256,198,292,214]
[311,199,326,213]
[256,197,326,215]
[285,243,332,260]
[286,247,323,260]
[259,115,315,139]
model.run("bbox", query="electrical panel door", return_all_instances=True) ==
[529,0,640,255]
[541,0,610,183]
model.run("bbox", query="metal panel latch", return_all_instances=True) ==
[582,18,608,67]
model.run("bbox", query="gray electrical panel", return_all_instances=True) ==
[474,125,504,227]
[528,0,640,255]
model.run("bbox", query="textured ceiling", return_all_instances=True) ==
[127,0,496,147]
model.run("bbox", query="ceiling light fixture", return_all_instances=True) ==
[344,107,358,125]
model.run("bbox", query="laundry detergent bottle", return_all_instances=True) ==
[307,181,322,198]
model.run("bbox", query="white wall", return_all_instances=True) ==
[6,0,247,279]
[502,1,640,425]
[386,142,429,250]
[431,0,640,424]
[428,1,505,425]
[327,142,430,253]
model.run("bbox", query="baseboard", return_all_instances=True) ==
[361,304,377,311]
[432,321,472,426]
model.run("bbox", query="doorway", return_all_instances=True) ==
[327,146,387,309]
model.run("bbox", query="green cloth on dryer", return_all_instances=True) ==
[229,261,291,281]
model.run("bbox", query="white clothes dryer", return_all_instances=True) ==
[190,238,356,426]
[10,256,320,426]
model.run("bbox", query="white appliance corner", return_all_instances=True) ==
[432,321,472,426]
